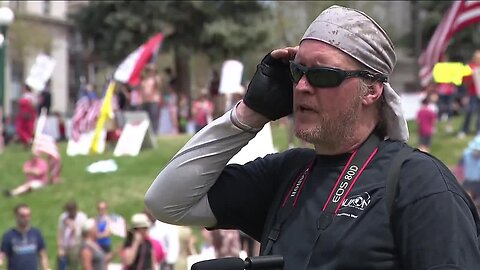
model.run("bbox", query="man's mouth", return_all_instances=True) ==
[296,105,317,113]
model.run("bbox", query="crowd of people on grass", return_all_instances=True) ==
[416,50,480,153]
[1,65,221,149]
[0,200,258,270]
[414,50,480,212]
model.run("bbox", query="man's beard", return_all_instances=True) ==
[17,219,30,229]
[295,93,362,149]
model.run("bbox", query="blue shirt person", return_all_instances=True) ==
[95,201,112,255]
[0,204,50,270]
[462,135,480,196]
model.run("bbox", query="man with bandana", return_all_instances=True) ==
[145,5,480,269]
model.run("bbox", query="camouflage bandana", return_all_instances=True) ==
[301,5,395,76]
[300,5,409,141]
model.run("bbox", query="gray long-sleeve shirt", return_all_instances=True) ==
[144,109,258,227]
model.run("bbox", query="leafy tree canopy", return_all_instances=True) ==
[70,1,270,65]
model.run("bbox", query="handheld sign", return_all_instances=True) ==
[219,60,244,95]
[25,54,56,92]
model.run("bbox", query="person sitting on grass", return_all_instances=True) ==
[4,152,49,197]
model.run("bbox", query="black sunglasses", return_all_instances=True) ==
[289,61,387,88]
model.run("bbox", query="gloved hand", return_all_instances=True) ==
[243,52,293,121]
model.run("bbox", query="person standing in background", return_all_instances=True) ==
[37,87,51,116]
[15,84,37,148]
[157,83,179,135]
[95,201,113,264]
[81,84,98,101]
[191,89,214,133]
[459,50,480,138]
[140,64,162,134]
[462,134,480,196]
[57,201,88,270]
[0,204,50,270]
[80,219,105,270]
[211,230,241,258]
[121,213,157,270]
[416,97,437,153]
[436,81,456,132]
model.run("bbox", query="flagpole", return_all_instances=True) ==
[90,80,116,154]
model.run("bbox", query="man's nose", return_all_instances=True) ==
[294,75,314,94]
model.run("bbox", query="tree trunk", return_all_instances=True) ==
[174,45,192,117]
[411,0,422,88]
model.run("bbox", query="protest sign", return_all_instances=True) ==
[25,54,56,92]
[113,119,150,157]
[219,60,244,95]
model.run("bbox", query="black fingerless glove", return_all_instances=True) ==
[243,52,293,121]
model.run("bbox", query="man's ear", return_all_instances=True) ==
[362,82,383,106]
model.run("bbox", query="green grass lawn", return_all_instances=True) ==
[0,115,475,265]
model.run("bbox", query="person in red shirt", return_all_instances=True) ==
[459,50,480,138]
[15,85,37,148]
[191,89,214,133]
[4,153,49,197]
[417,98,437,152]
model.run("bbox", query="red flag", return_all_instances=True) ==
[419,0,480,87]
[113,33,164,87]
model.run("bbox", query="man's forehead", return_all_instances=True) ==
[296,40,359,68]
[18,207,31,214]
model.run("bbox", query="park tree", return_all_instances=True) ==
[70,1,270,100]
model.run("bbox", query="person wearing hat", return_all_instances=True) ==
[145,5,480,269]
[80,218,105,270]
[121,213,157,270]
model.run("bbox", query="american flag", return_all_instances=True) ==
[33,109,60,160]
[71,93,120,142]
[419,0,480,87]
[71,97,102,141]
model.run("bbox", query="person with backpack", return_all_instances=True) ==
[145,5,480,269]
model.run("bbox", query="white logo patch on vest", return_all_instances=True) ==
[337,192,371,219]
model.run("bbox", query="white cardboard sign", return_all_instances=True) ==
[66,130,106,156]
[219,60,244,94]
[25,54,56,92]
[113,119,149,157]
